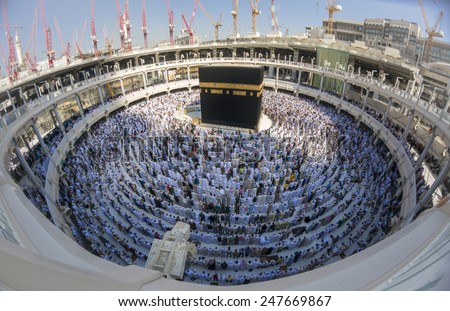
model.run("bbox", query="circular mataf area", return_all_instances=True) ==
[59,89,401,285]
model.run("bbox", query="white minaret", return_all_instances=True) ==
[14,30,24,67]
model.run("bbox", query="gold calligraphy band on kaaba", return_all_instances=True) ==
[199,81,264,92]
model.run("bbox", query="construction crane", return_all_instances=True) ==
[198,1,222,42]
[249,0,261,37]
[181,0,199,45]
[122,0,132,51]
[231,0,240,39]
[116,0,125,50]
[2,0,19,81]
[103,24,115,56]
[74,20,87,59]
[91,0,100,56]
[268,0,282,38]
[165,0,174,46]
[142,0,149,49]
[115,0,132,52]
[326,0,342,35]
[53,17,70,63]
[39,0,55,68]
[418,0,444,63]
[25,6,39,72]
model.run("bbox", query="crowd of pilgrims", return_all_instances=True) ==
[45,89,406,285]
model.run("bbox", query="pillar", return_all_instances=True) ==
[142,73,147,90]
[415,86,423,105]
[120,79,125,95]
[341,80,347,100]
[408,156,450,223]
[33,83,40,97]
[381,97,393,126]
[319,74,324,92]
[362,88,370,111]
[75,95,84,117]
[52,107,66,134]
[164,69,169,84]
[21,134,33,154]
[187,66,191,91]
[6,90,17,110]
[31,122,50,155]
[20,87,27,105]
[98,86,104,104]
[429,87,436,106]
[400,110,414,143]
[293,50,299,63]
[275,67,279,92]
[413,127,437,172]
[297,70,302,85]
[13,140,43,190]
[442,94,450,114]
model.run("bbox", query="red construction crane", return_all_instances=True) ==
[142,0,149,49]
[53,17,70,63]
[181,0,199,45]
[91,0,100,56]
[198,0,222,42]
[165,0,174,46]
[2,0,19,81]
[38,0,55,68]
[418,0,444,63]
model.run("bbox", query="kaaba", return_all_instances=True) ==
[199,66,264,130]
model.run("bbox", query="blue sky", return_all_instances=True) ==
[1,0,449,72]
